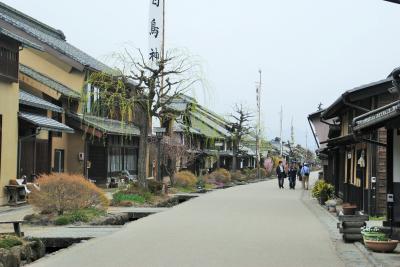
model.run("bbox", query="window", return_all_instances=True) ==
[54,149,65,173]
[108,147,122,173]
[0,37,18,83]
[52,112,63,138]
[85,83,100,114]
[123,148,138,173]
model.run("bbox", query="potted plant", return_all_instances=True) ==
[361,226,399,253]
[312,180,334,205]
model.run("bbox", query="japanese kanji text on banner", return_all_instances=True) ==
[149,0,164,63]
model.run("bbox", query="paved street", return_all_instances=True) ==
[29,173,346,267]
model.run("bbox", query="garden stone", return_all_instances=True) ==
[0,248,19,267]
[90,213,129,226]
[9,247,21,267]
[20,244,33,262]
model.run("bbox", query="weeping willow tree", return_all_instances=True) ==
[86,48,203,188]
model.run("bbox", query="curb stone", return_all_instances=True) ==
[353,242,382,267]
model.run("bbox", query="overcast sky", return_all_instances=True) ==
[4,0,400,149]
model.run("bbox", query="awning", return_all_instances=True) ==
[19,112,74,133]
[320,134,357,146]
[19,90,63,113]
[353,101,400,132]
[19,64,81,100]
[67,112,140,136]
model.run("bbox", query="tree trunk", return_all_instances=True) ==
[137,114,150,189]
[232,139,238,172]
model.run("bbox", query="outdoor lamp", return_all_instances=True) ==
[153,127,166,182]
[154,127,166,139]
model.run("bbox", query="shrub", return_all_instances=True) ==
[209,168,231,184]
[0,236,22,249]
[54,216,71,226]
[246,168,267,180]
[230,170,247,182]
[147,179,163,194]
[312,180,334,199]
[54,208,105,225]
[263,158,274,177]
[29,173,109,215]
[174,171,197,188]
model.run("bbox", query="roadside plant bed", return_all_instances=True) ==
[24,208,107,226]
[361,226,399,253]
[111,181,172,207]
[0,235,45,267]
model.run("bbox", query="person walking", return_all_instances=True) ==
[276,161,286,189]
[300,163,311,190]
[297,163,303,183]
[288,163,297,189]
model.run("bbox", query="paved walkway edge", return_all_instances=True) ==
[300,189,378,266]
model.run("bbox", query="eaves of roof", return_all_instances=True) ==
[322,78,393,119]
[19,64,81,99]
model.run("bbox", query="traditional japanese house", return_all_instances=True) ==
[0,2,141,185]
[0,25,44,203]
[318,78,397,215]
[352,69,400,230]
[165,95,256,175]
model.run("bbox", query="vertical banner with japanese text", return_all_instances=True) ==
[149,0,164,64]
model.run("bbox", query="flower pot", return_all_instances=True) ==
[361,231,387,241]
[319,194,328,205]
[364,239,399,253]
[342,205,357,215]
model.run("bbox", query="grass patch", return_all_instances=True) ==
[112,190,154,206]
[174,186,195,193]
[54,208,106,225]
[0,235,22,249]
[369,216,386,221]
[113,192,146,204]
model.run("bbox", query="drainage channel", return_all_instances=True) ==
[29,193,201,259]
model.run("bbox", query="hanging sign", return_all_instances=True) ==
[148,0,164,64]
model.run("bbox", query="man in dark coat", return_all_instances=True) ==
[276,161,286,189]
[288,163,298,189]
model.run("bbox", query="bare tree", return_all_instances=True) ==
[86,48,202,188]
[151,135,197,185]
[230,104,253,171]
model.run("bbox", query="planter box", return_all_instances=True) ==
[364,239,399,253]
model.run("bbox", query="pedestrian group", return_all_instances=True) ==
[275,161,310,190]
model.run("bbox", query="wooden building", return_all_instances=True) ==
[316,78,397,215]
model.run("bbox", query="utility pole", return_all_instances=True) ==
[305,131,308,163]
[290,116,295,145]
[256,69,262,179]
[279,106,283,157]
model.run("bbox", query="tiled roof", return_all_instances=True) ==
[190,111,231,137]
[19,90,63,113]
[190,115,224,139]
[19,64,81,99]
[19,112,74,133]
[0,2,112,73]
[69,113,140,136]
[0,26,43,50]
